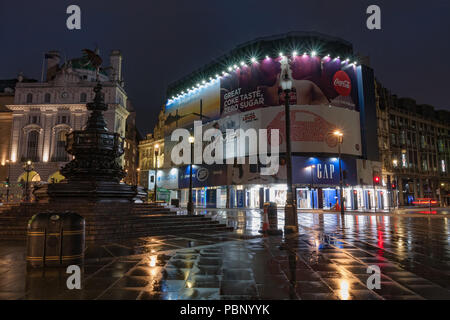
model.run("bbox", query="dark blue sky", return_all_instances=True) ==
[1,0,449,134]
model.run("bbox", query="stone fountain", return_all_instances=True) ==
[35,82,142,203]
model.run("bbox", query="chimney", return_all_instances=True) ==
[109,50,122,82]
[45,50,60,81]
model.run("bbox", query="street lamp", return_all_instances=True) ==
[23,160,33,202]
[136,167,140,187]
[5,159,11,203]
[333,130,344,215]
[153,144,159,202]
[187,136,195,215]
[310,164,315,209]
[281,63,298,234]
[392,159,398,208]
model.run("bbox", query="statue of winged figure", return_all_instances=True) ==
[81,48,103,81]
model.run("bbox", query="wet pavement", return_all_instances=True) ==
[0,209,449,300]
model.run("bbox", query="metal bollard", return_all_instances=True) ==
[267,202,283,235]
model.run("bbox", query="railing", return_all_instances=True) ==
[51,155,70,162]
[20,156,40,163]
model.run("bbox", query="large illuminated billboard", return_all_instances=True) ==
[220,55,360,115]
[165,54,362,158]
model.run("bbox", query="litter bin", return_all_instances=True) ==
[171,199,180,207]
[266,202,282,235]
[27,211,85,268]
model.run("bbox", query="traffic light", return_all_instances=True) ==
[373,173,380,185]
[392,181,397,190]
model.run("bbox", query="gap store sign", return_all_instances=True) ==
[292,156,357,186]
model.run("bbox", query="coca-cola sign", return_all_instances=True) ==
[332,71,352,96]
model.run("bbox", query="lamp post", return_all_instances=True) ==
[136,167,140,187]
[5,159,10,203]
[23,160,33,202]
[333,131,344,215]
[153,144,159,202]
[280,60,298,234]
[310,164,315,209]
[187,136,195,215]
[392,159,398,208]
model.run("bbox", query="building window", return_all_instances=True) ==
[58,115,70,124]
[389,115,396,127]
[29,115,39,124]
[390,133,397,145]
[438,140,445,152]
[400,131,406,145]
[26,131,39,161]
[401,153,407,168]
[80,92,87,103]
[422,159,428,171]
[26,93,33,103]
[54,131,69,162]
[421,135,426,148]
[44,93,51,103]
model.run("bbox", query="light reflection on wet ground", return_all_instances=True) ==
[0,209,449,300]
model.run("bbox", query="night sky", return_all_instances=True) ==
[1,0,449,135]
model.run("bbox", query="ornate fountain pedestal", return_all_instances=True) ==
[34,83,144,203]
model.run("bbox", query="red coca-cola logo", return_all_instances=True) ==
[332,71,352,96]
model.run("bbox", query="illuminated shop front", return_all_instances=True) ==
[179,186,228,208]
[226,184,287,208]
[153,158,389,211]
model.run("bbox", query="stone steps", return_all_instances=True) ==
[0,202,234,241]
[0,221,233,241]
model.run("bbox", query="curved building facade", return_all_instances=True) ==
[155,32,386,210]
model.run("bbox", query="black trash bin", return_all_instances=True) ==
[27,211,85,268]
[266,202,282,235]
[171,199,180,207]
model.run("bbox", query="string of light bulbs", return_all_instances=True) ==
[167,51,359,105]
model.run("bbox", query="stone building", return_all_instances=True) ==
[122,99,141,185]
[375,80,450,206]
[138,106,165,197]
[5,50,130,190]
[1,77,38,201]
[0,81,15,182]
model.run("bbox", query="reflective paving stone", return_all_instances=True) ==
[257,284,298,300]
[222,269,253,281]
[160,280,187,292]
[168,260,195,269]
[186,275,221,288]
[178,288,220,300]
[1,210,450,300]
[162,268,190,280]
[295,281,333,294]
[112,276,149,288]
[220,280,257,296]
[98,288,142,300]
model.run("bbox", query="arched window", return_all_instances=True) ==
[26,131,39,161]
[80,92,87,103]
[44,93,51,103]
[26,93,33,103]
[54,131,69,162]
